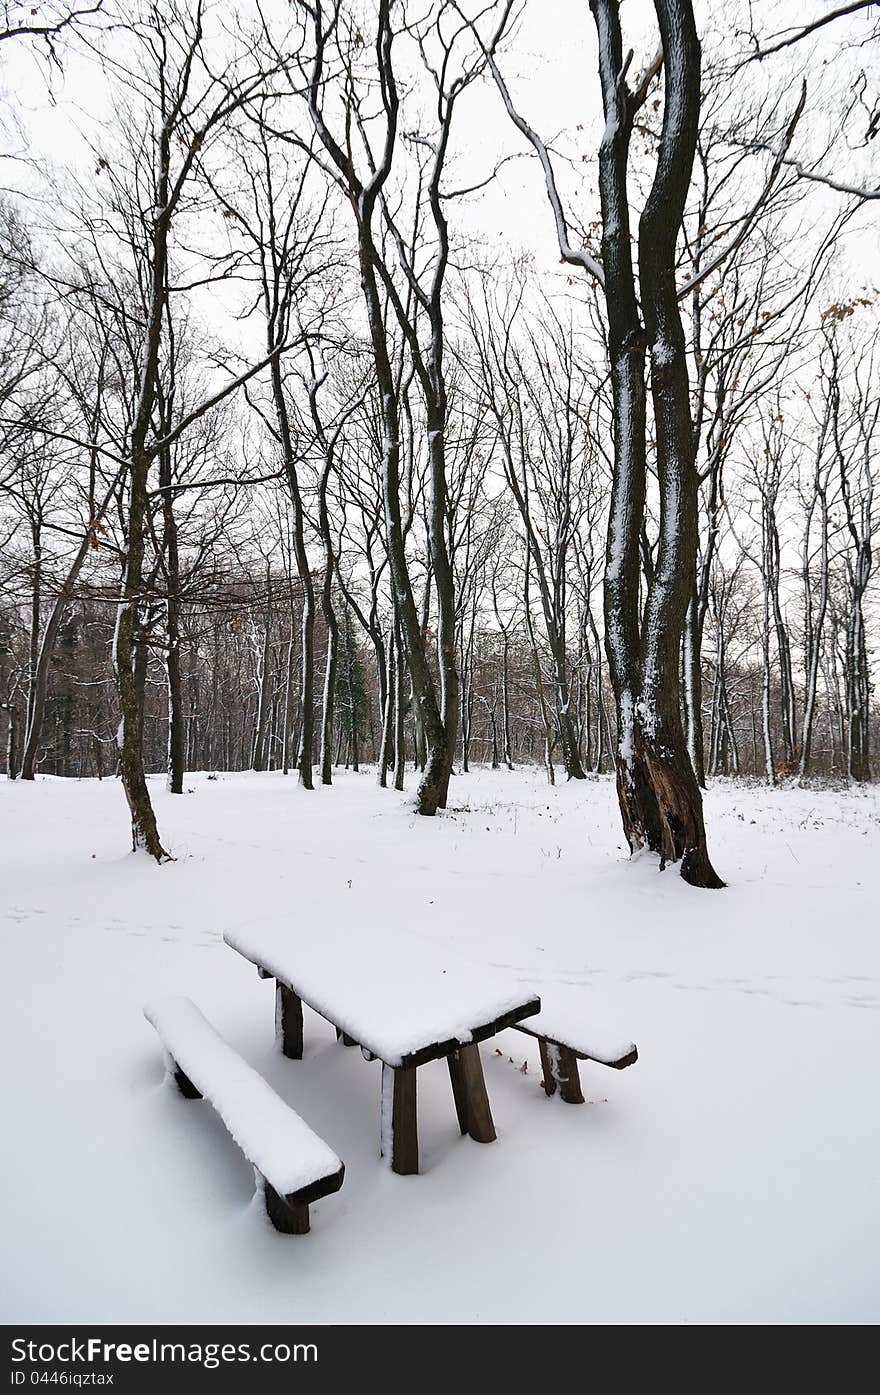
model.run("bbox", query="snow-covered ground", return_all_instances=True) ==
[2,767,878,1324]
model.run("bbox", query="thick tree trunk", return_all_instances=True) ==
[282,604,296,776]
[499,630,514,770]
[683,590,706,787]
[524,552,555,786]
[160,446,185,795]
[252,570,273,773]
[413,571,431,772]
[552,644,586,780]
[847,590,871,781]
[635,0,722,887]
[799,485,829,779]
[318,467,339,787]
[360,258,450,815]
[341,611,360,773]
[267,359,315,791]
[593,0,721,887]
[378,625,395,789]
[25,519,41,756]
[425,405,459,805]
[758,536,777,786]
[592,0,661,851]
[296,578,315,791]
[115,448,169,861]
[112,105,177,863]
[768,519,797,768]
[393,619,406,792]
[587,607,608,774]
[304,7,452,814]
[4,704,21,779]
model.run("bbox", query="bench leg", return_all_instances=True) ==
[380,1064,419,1175]
[171,1061,202,1099]
[264,1181,310,1235]
[458,1043,496,1144]
[540,1041,584,1104]
[557,1047,584,1104]
[538,1039,557,1097]
[447,1051,469,1135]
[275,983,303,1060]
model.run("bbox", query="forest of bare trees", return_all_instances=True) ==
[1,0,877,885]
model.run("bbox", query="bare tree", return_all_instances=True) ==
[479,0,728,883]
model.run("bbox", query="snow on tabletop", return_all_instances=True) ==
[224,924,539,1067]
[513,985,637,1065]
[144,996,341,1199]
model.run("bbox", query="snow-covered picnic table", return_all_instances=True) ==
[224,925,541,1174]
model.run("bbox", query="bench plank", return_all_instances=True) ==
[145,997,344,1231]
[510,995,637,1105]
[512,1018,638,1070]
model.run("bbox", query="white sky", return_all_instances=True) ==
[3,0,876,285]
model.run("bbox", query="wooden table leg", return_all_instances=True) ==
[458,1043,496,1143]
[380,1063,419,1175]
[276,982,303,1060]
[172,1060,202,1099]
[447,1050,469,1134]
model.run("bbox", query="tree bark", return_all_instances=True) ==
[159,441,185,794]
[635,0,722,886]
[318,459,339,787]
[252,568,274,773]
[592,0,722,886]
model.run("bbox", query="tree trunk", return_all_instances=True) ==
[378,625,395,789]
[847,586,871,781]
[318,466,339,787]
[24,517,42,759]
[282,607,296,777]
[160,444,185,794]
[683,589,706,786]
[799,482,829,779]
[4,704,21,779]
[115,448,169,860]
[393,618,406,792]
[593,0,721,886]
[252,570,274,773]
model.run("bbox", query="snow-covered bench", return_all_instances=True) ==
[144,997,345,1234]
[224,926,540,1175]
[512,1007,638,1104]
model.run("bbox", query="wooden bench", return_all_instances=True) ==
[144,997,344,1234]
[512,1011,638,1104]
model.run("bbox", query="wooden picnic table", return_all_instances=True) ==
[224,926,540,1175]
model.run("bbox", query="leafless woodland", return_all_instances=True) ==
[0,1,877,884]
